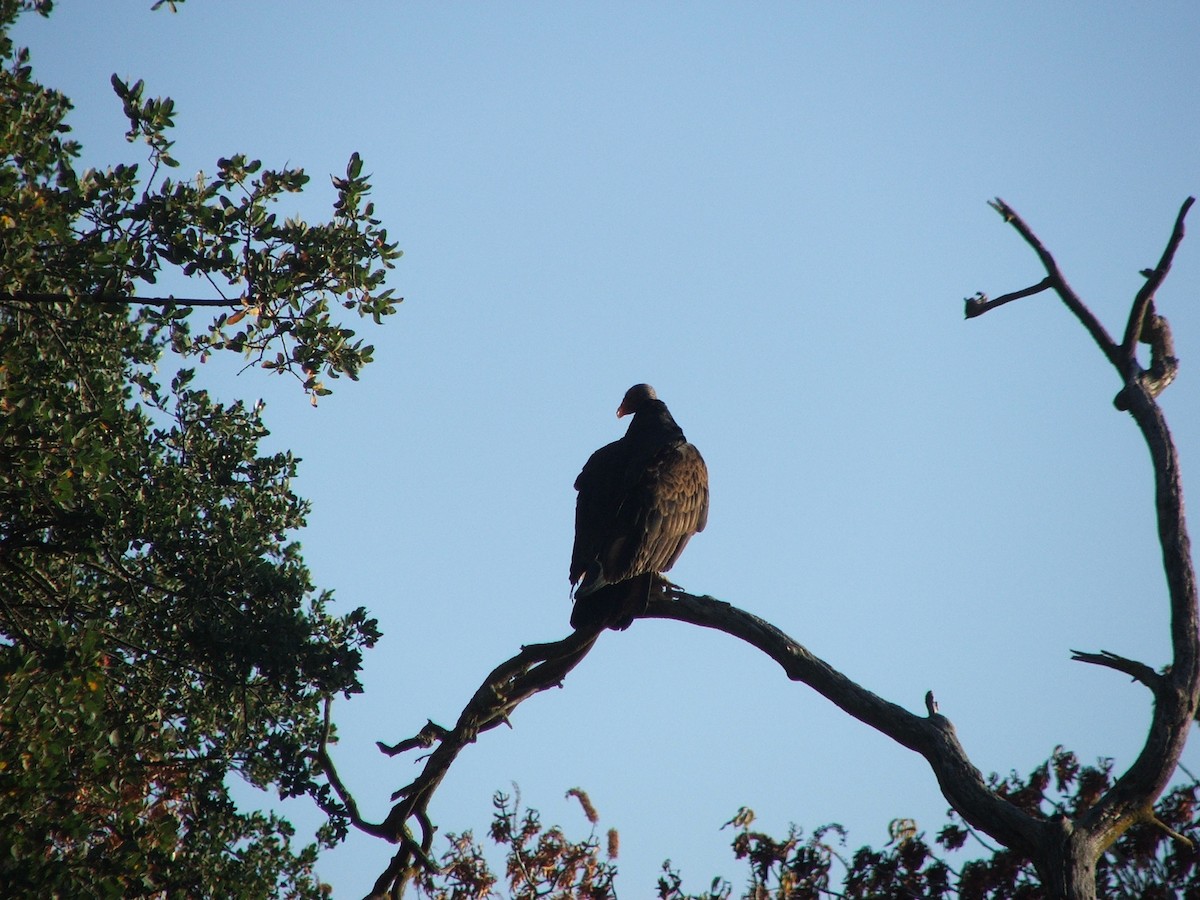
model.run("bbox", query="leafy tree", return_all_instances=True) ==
[0,1,399,895]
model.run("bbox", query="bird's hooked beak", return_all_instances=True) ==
[616,403,631,418]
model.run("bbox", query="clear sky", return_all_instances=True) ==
[14,2,1200,895]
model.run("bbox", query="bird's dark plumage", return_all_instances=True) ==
[570,384,708,630]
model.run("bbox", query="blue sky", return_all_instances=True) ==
[14,2,1200,894]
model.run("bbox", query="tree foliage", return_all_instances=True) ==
[413,790,619,900]
[417,751,1200,899]
[0,1,398,895]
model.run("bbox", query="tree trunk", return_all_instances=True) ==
[1032,819,1099,900]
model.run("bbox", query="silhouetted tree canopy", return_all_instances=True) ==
[0,1,399,894]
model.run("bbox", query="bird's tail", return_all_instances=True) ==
[569,574,652,631]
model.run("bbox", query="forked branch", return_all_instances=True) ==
[971,196,1200,884]
[318,625,603,899]
[975,199,1121,367]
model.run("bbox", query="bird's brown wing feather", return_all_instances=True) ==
[570,439,625,588]
[609,441,708,582]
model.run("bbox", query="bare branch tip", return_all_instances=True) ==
[964,292,987,319]
[1071,649,1162,692]
[988,198,1013,221]
[924,690,939,716]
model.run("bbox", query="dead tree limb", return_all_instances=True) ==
[965,196,1199,896]
[339,198,1196,900]
[964,276,1053,317]
[644,589,1047,853]
[317,624,603,899]
[1069,650,1163,694]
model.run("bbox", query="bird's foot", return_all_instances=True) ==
[652,574,686,598]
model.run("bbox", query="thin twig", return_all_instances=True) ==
[315,697,391,840]
[0,290,242,307]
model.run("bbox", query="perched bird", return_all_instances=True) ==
[570,384,709,630]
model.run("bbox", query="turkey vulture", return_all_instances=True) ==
[569,384,709,630]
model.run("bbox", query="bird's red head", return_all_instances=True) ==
[617,383,657,418]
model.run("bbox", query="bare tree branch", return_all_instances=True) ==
[1146,812,1194,849]
[972,197,1200,893]
[644,589,1044,854]
[1070,650,1163,694]
[1114,306,1179,411]
[0,290,241,307]
[983,199,1122,368]
[315,697,394,841]
[315,624,604,899]
[376,720,449,758]
[1121,197,1195,358]
[964,277,1053,318]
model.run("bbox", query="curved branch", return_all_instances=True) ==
[346,625,603,899]
[349,587,1050,897]
[1088,376,1200,850]
[644,590,1043,853]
